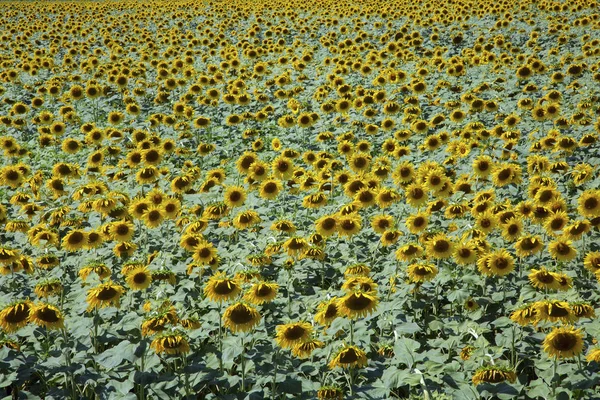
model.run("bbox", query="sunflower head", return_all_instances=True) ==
[222,302,261,333]
[543,326,584,359]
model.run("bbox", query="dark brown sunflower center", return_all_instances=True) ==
[263,183,277,193]
[549,305,569,317]
[410,188,424,199]
[228,306,254,324]
[68,232,84,244]
[537,272,555,284]
[133,272,148,284]
[585,198,598,210]
[97,287,118,300]
[256,285,272,297]
[339,348,359,363]
[214,280,237,295]
[556,243,570,255]
[285,325,307,340]
[36,307,60,323]
[433,240,449,253]
[4,305,29,323]
[325,304,338,318]
[345,294,372,311]
[552,333,577,351]
[229,191,242,202]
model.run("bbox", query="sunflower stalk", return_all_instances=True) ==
[240,335,246,392]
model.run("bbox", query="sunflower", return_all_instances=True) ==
[407,263,438,283]
[0,300,32,332]
[577,190,600,218]
[564,220,591,241]
[244,282,278,304]
[548,238,577,262]
[317,386,344,400]
[126,266,153,290]
[292,337,325,358]
[315,298,339,327]
[79,263,111,281]
[535,300,577,324]
[514,236,544,257]
[86,281,125,311]
[528,268,560,291]
[453,243,478,265]
[510,304,538,326]
[60,229,87,252]
[342,276,378,294]
[204,272,241,302]
[139,206,164,229]
[329,345,368,369]
[192,240,218,265]
[584,252,600,273]
[224,186,247,208]
[113,242,137,258]
[338,291,378,319]
[480,249,515,277]
[222,302,261,333]
[272,156,294,180]
[404,183,428,208]
[571,303,595,319]
[543,326,584,359]
[395,243,424,262]
[337,214,362,238]
[283,237,308,257]
[311,215,336,237]
[276,322,313,349]
[150,332,190,355]
[472,366,517,385]
[405,212,428,234]
[259,179,283,200]
[34,279,63,298]
[471,155,494,178]
[29,303,64,330]
[586,348,600,363]
[426,233,454,259]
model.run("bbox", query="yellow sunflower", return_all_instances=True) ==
[337,291,379,319]
[244,282,278,305]
[204,272,241,302]
[126,266,153,290]
[222,302,261,333]
[328,345,368,369]
[0,300,32,333]
[543,326,584,359]
[150,332,190,355]
[275,321,313,349]
[29,303,64,330]
[86,281,125,311]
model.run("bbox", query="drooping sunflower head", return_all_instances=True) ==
[244,282,278,305]
[275,321,313,349]
[472,366,517,385]
[86,281,125,311]
[0,300,33,333]
[328,345,368,369]
[204,272,241,303]
[222,302,261,333]
[150,331,190,355]
[337,291,379,319]
[29,303,64,330]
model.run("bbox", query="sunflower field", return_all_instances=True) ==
[1,0,600,398]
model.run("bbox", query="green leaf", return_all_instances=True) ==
[393,337,421,369]
[94,340,137,370]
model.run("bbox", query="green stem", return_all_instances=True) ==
[218,303,223,372]
[241,336,246,392]
[271,349,278,399]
